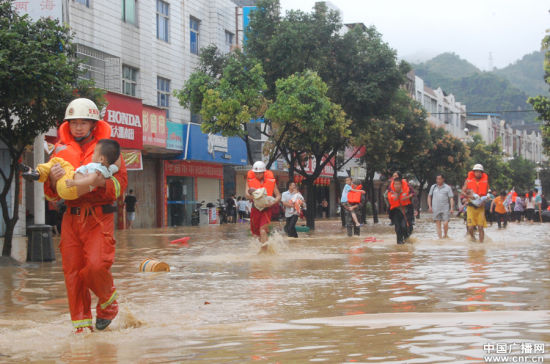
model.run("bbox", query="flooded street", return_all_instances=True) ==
[0,218,549,363]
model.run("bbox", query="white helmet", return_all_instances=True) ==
[473,164,484,172]
[252,161,267,173]
[64,98,100,121]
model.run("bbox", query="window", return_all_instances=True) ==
[157,77,170,118]
[156,0,169,42]
[225,30,234,52]
[190,17,200,55]
[122,65,138,97]
[75,0,90,7]
[122,0,136,25]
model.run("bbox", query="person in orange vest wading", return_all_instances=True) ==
[245,161,282,252]
[462,164,489,242]
[387,179,413,244]
[43,98,127,333]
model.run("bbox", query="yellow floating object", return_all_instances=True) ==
[139,258,170,272]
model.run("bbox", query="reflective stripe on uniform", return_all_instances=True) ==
[44,194,59,202]
[100,290,118,310]
[110,177,121,199]
[72,318,93,328]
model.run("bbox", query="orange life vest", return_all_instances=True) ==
[45,120,127,207]
[465,171,489,196]
[388,190,409,210]
[348,184,363,204]
[390,179,411,206]
[247,170,276,197]
[509,190,517,202]
[53,120,112,169]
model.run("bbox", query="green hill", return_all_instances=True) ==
[413,52,480,79]
[413,53,536,122]
[493,51,547,97]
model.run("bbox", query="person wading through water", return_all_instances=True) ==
[387,179,413,244]
[42,98,127,332]
[245,161,281,253]
[462,164,489,242]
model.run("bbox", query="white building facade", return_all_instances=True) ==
[68,0,239,122]
[466,116,545,163]
[14,0,250,230]
[413,76,468,140]
[413,73,545,164]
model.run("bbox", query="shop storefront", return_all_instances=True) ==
[102,92,144,229]
[164,123,247,226]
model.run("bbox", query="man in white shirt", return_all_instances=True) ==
[428,174,455,239]
[281,182,305,238]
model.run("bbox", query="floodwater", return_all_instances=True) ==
[0,217,549,363]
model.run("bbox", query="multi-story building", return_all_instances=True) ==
[466,116,545,163]
[17,0,252,229]
[412,74,468,139]
[412,72,545,164]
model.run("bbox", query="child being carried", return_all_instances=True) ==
[464,188,487,207]
[20,139,121,201]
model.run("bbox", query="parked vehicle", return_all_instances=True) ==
[217,199,228,224]
[191,201,205,226]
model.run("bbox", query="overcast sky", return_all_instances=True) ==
[280,0,549,70]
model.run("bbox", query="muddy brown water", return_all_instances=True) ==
[0,218,548,363]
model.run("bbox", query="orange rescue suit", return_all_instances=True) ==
[247,170,276,196]
[348,184,363,204]
[44,120,127,330]
[388,190,409,210]
[465,171,489,197]
[390,179,412,206]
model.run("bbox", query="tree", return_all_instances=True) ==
[326,25,410,223]
[528,27,550,155]
[467,135,512,192]
[247,1,409,224]
[0,3,100,258]
[356,117,402,223]
[507,155,536,192]
[246,0,340,100]
[265,71,351,229]
[388,92,431,172]
[410,125,469,210]
[539,162,550,195]
[175,48,269,164]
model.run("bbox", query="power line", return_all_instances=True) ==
[429,109,537,115]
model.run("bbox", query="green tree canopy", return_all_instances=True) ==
[528,27,550,155]
[0,2,100,257]
[265,70,350,228]
[467,135,512,192]
[175,49,268,163]
[507,155,537,193]
[411,125,469,192]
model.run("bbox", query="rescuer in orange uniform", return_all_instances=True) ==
[387,179,413,244]
[44,98,127,332]
[388,171,415,237]
[462,164,489,242]
[245,161,281,251]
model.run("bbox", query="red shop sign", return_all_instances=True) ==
[142,105,167,148]
[164,161,223,179]
[103,92,143,149]
[302,156,335,177]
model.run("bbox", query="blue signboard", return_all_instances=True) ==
[176,123,247,165]
[242,6,256,44]
[166,121,184,151]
